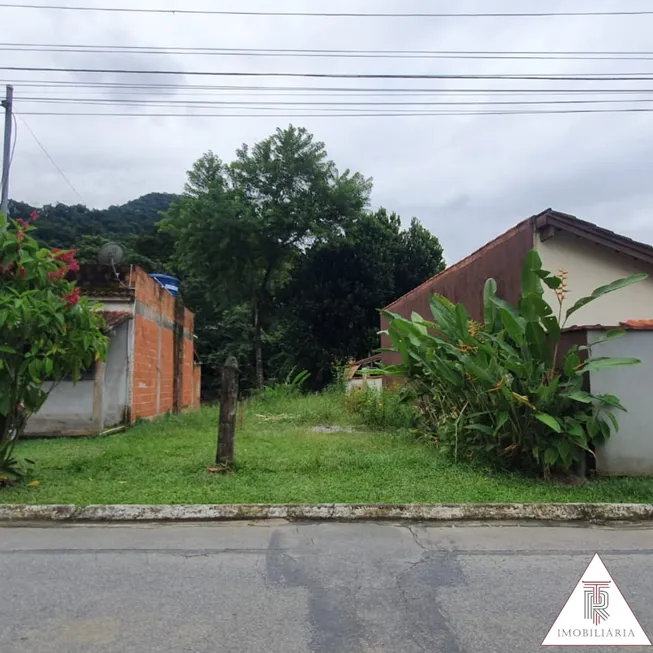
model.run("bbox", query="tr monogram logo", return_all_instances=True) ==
[583,581,611,625]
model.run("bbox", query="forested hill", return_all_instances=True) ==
[8,192,179,250]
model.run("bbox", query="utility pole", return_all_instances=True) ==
[1,85,14,218]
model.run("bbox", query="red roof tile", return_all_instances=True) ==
[99,310,132,332]
[620,319,653,331]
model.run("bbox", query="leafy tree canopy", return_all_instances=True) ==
[280,208,445,387]
[9,126,446,396]
[162,125,373,388]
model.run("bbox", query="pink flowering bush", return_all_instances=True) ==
[0,210,107,480]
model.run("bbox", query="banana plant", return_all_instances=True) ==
[380,249,647,475]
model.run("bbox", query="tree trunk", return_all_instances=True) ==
[253,300,264,390]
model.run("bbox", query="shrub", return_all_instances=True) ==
[254,367,311,404]
[0,211,108,480]
[344,386,416,431]
[381,250,646,476]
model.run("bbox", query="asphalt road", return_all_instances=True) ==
[1,521,652,652]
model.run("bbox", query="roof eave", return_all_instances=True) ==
[535,209,653,267]
[99,311,133,333]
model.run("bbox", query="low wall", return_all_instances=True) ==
[102,321,130,428]
[589,330,653,476]
[25,321,130,437]
[25,380,96,436]
[346,377,383,394]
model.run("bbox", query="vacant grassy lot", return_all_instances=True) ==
[2,390,652,505]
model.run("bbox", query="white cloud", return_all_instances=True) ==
[3,0,653,261]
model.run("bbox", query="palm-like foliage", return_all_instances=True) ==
[381,250,646,475]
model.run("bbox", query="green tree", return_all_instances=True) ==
[396,217,446,292]
[73,229,175,273]
[74,234,113,265]
[0,211,108,479]
[162,125,372,388]
[281,209,444,386]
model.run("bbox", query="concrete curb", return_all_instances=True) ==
[0,503,652,523]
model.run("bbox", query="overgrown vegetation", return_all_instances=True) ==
[0,211,107,480]
[11,127,445,397]
[382,250,647,477]
[161,126,445,393]
[253,368,312,406]
[344,387,416,431]
[2,392,652,505]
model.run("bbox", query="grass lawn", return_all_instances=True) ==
[2,390,653,505]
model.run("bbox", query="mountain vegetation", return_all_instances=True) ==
[8,192,178,270]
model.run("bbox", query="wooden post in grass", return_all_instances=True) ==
[217,356,239,471]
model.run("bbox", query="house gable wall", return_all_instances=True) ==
[536,231,653,326]
[380,220,534,366]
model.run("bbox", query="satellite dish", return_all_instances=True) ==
[98,242,124,266]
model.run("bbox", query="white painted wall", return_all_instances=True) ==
[588,330,653,476]
[102,321,130,428]
[25,380,95,436]
[25,324,130,437]
[346,377,383,394]
[536,232,653,327]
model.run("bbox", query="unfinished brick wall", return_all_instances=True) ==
[159,328,174,414]
[132,312,159,419]
[182,338,193,407]
[129,268,200,421]
[192,365,201,408]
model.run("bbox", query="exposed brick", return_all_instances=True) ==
[129,269,198,421]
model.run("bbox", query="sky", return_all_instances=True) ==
[3,0,653,263]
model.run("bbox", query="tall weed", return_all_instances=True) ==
[344,387,416,431]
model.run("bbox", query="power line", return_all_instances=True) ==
[17,107,653,117]
[16,97,653,108]
[18,114,85,203]
[8,80,653,98]
[6,44,653,56]
[4,66,653,81]
[4,43,653,61]
[2,4,653,18]
[19,89,653,99]
[9,80,653,94]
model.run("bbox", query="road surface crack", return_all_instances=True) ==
[407,525,427,551]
